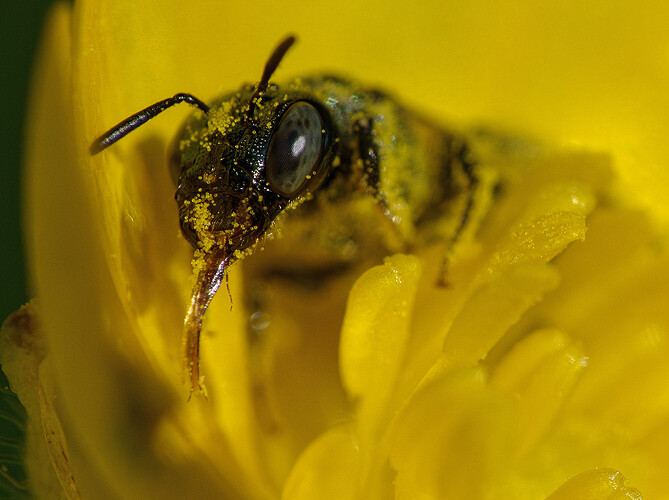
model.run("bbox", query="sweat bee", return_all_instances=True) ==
[91,36,481,396]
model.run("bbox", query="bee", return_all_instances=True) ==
[91,36,480,396]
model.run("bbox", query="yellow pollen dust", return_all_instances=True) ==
[185,192,218,254]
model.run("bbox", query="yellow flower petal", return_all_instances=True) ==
[282,428,361,500]
[390,367,514,499]
[340,254,421,427]
[547,468,642,500]
[442,263,561,364]
[491,328,587,456]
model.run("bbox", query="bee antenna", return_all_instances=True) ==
[247,35,296,119]
[90,93,210,155]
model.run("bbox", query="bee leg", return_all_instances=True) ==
[352,116,413,252]
[438,139,479,286]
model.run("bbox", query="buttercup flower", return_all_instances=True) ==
[2,1,669,498]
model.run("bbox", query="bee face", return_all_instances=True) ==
[173,84,337,259]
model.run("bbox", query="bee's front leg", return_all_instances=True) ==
[437,137,481,286]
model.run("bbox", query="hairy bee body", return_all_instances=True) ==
[173,75,476,274]
[92,37,481,395]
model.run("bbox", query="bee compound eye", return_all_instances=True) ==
[265,102,324,197]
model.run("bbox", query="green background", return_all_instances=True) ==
[1,1,59,322]
[1,4,60,497]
